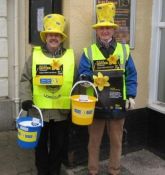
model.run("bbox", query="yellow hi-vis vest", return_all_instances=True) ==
[84,43,129,67]
[84,43,129,101]
[32,47,74,109]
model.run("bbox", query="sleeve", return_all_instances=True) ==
[73,61,79,83]
[20,56,33,102]
[78,52,93,80]
[125,54,138,98]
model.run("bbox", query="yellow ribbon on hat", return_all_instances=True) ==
[40,14,67,43]
[92,2,118,29]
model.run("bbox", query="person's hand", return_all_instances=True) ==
[22,100,33,111]
[125,97,135,110]
[80,74,92,88]
[80,81,91,88]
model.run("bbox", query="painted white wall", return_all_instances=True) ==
[0,0,8,97]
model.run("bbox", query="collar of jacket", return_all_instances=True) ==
[41,44,66,58]
[96,37,117,50]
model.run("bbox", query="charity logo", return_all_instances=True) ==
[93,72,110,91]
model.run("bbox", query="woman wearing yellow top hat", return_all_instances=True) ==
[78,2,137,175]
[20,14,75,175]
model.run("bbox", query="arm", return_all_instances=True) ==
[125,55,137,98]
[78,52,93,81]
[20,56,33,102]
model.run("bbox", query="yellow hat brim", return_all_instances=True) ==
[40,30,67,43]
[92,22,118,29]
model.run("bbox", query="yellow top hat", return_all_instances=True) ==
[92,2,118,29]
[40,14,67,43]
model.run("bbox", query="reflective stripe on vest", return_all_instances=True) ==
[84,43,129,67]
[32,47,74,109]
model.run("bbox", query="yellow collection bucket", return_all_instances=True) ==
[70,81,98,126]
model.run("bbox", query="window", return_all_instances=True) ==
[149,0,165,114]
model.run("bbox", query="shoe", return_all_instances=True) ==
[37,171,49,175]
[37,172,49,175]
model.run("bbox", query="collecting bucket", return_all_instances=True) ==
[70,80,98,125]
[16,105,43,149]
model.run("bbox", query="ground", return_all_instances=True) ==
[0,131,165,175]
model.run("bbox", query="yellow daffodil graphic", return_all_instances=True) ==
[93,72,110,91]
[107,55,118,65]
[51,60,61,70]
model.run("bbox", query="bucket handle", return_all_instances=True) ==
[17,105,44,127]
[70,80,98,101]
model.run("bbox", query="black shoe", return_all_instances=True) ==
[49,173,59,175]
[37,170,49,175]
[37,173,49,175]
[49,170,60,175]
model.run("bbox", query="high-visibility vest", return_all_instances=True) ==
[32,47,74,109]
[84,43,129,69]
[84,43,129,111]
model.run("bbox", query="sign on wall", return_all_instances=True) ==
[95,0,136,48]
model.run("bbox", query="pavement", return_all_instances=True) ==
[1,130,165,175]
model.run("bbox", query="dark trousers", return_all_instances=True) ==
[35,120,68,175]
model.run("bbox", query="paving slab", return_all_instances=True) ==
[63,161,133,175]
[121,149,165,175]
[0,131,36,175]
[65,149,165,175]
[1,131,165,175]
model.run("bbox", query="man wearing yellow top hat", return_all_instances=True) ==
[20,14,75,175]
[78,2,137,175]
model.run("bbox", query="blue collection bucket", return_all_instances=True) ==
[16,105,43,149]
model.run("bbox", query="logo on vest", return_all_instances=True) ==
[44,85,61,99]
[44,94,61,99]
